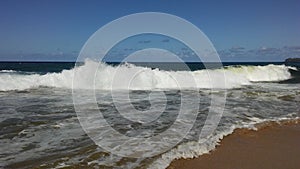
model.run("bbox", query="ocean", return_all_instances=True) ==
[0,61,299,169]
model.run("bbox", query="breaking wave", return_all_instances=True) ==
[0,60,293,91]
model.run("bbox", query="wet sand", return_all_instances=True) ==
[168,120,300,169]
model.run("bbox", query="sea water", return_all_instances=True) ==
[0,61,299,168]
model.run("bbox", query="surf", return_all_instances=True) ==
[0,60,294,91]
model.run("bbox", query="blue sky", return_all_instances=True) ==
[0,0,299,62]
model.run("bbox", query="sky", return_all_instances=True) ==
[0,0,299,62]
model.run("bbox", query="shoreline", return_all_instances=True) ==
[167,119,300,169]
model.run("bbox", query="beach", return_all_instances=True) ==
[168,120,300,169]
[1,1,300,168]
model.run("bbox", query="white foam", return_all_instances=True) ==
[147,126,236,169]
[0,60,292,91]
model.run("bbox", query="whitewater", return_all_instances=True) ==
[0,60,293,91]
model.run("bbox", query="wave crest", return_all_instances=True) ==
[0,61,292,91]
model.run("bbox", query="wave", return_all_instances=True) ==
[0,60,293,91]
[0,70,17,73]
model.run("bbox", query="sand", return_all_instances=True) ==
[168,120,300,169]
